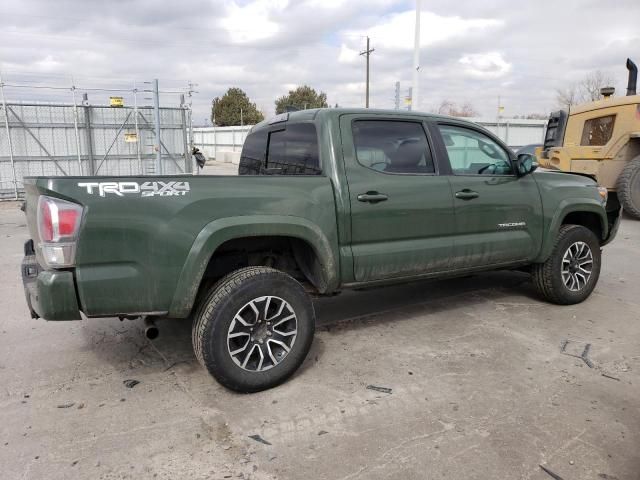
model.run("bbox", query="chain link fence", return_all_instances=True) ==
[0,82,194,199]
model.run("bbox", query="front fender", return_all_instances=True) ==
[168,215,339,317]
[536,198,608,262]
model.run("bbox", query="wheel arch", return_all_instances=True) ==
[537,200,608,262]
[168,215,339,318]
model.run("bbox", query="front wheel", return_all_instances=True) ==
[531,225,601,305]
[192,267,315,393]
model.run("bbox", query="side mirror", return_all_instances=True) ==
[515,153,538,176]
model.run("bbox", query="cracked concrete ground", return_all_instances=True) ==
[1,198,639,480]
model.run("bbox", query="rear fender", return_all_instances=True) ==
[168,215,338,317]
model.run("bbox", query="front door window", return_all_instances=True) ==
[438,125,514,176]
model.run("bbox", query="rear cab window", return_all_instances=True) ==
[239,123,321,175]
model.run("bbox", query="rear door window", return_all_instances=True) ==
[239,123,321,175]
[238,129,268,175]
[267,123,321,174]
[352,120,435,174]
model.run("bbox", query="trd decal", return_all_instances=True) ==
[78,181,190,197]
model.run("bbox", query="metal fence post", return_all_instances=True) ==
[152,79,162,175]
[82,93,95,175]
[70,80,83,175]
[0,72,18,199]
[188,103,197,175]
[180,94,191,174]
[213,126,217,161]
[133,83,142,175]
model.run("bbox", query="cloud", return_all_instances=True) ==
[219,0,289,44]
[0,0,638,122]
[344,10,503,50]
[338,44,359,64]
[304,0,349,8]
[459,52,511,79]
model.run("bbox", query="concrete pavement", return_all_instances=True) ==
[1,199,639,479]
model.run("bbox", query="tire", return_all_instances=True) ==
[617,155,640,220]
[192,267,315,393]
[531,225,601,305]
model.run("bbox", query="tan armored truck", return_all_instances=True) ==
[539,58,640,218]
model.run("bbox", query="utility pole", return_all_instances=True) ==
[360,36,375,108]
[412,0,422,112]
[394,81,400,110]
[152,78,162,174]
[407,87,413,111]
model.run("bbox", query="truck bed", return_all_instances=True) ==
[23,175,339,318]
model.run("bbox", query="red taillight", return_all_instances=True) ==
[41,200,54,242]
[36,196,83,268]
[38,196,82,242]
[58,209,80,236]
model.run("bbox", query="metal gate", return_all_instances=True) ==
[0,99,192,199]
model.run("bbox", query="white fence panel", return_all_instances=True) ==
[192,126,250,160]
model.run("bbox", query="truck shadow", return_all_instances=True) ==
[314,270,535,330]
[80,270,537,376]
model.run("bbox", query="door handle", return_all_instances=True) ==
[455,189,479,200]
[357,192,388,203]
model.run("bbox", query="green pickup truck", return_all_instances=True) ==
[21,108,620,392]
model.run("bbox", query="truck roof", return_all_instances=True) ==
[251,108,471,132]
[569,93,640,115]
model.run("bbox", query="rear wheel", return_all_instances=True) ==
[192,267,315,393]
[531,225,601,305]
[617,155,640,219]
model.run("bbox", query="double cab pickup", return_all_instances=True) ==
[21,109,620,391]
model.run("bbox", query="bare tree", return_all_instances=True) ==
[433,99,478,117]
[580,70,615,102]
[457,101,478,117]
[555,70,615,108]
[434,100,454,115]
[555,83,580,109]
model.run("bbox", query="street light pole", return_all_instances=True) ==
[412,0,421,112]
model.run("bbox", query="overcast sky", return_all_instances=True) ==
[1,0,639,124]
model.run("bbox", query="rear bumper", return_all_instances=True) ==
[22,240,81,321]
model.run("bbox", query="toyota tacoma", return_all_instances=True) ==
[21,108,620,392]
